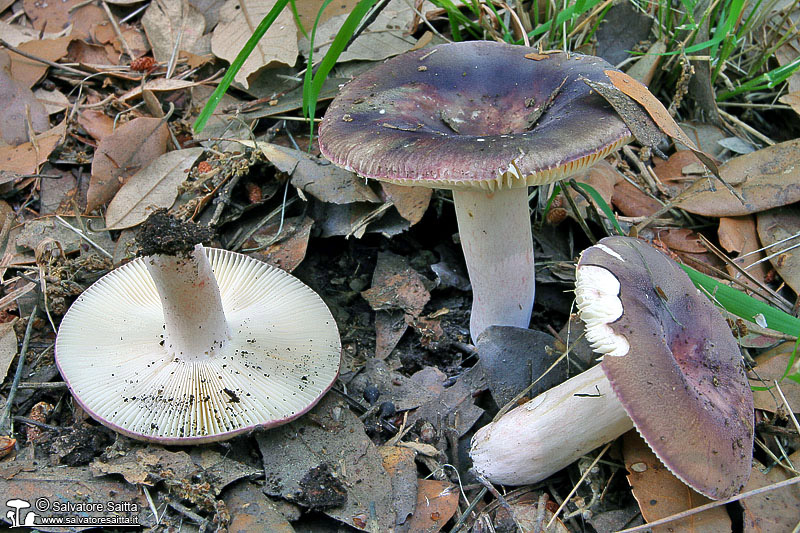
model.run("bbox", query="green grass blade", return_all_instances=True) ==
[193,0,290,133]
[571,182,623,236]
[304,0,379,131]
[289,0,309,40]
[717,56,800,101]
[523,0,603,41]
[680,264,800,337]
[302,0,336,141]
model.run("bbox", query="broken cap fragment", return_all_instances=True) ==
[55,245,341,444]
[577,236,753,499]
[470,237,753,500]
[319,41,633,342]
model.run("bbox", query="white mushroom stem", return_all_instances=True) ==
[145,244,231,361]
[452,187,535,343]
[470,364,633,485]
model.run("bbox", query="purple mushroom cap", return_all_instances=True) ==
[319,41,632,190]
[578,236,754,500]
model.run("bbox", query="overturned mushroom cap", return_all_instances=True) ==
[319,41,632,191]
[575,236,753,500]
[56,248,341,444]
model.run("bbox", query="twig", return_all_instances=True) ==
[547,441,612,528]
[101,0,135,60]
[0,39,92,77]
[560,180,597,244]
[54,216,113,259]
[449,486,487,533]
[719,109,775,146]
[0,305,39,436]
[616,476,800,533]
[17,382,68,389]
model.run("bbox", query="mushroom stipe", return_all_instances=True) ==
[56,246,341,444]
[470,236,753,500]
[319,41,633,342]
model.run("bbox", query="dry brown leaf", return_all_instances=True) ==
[243,215,314,272]
[0,321,17,385]
[654,228,705,253]
[299,0,422,64]
[748,342,800,414]
[623,431,732,532]
[121,78,203,101]
[0,50,49,146]
[88,117,170,212]
[93,22,150,60]
[612,180,662,217]
[105,147,204,230]
[741,452,800,532]
[23,0,86,32]
[379,445,418,526]
[405,479,459,533]
[756,206,800,295]
[248,141,380,204]
[677,139,800,216]
[34,87,70,115]
[67,39,118,66]
[77,109,115,141]
[9,36,72,89]
[292,0,361,39]
[142,0,206,63]
[0,120,65,174]
[605,69,695,149]
[380,182,432,226]
[718,216,768,290]
[211,0,298,89]
[604,69,723,183]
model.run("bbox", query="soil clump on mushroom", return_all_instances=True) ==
[136,209,213,258]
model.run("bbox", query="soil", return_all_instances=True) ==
[136,209,214,257]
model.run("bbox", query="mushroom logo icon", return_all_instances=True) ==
[5,499,37,527]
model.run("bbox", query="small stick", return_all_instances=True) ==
[0,305,38,436]
[17,382,68,389]
[617,476,800,533]
[546,441,612,528]
[101,0,135,60]
[0,39,91,77]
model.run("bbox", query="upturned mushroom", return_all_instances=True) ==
[469,236,754,500]
[319,41,632,342]
[55,211,341,444]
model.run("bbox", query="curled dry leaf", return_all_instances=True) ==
[141,0,205,63]
[623,431,733,532]
[243,215,314,272]
[0,120,65,175]
[718,216,768,290]
[380,182,432,226]
[0,50,49,146]
[9,36,72,89]
[248,141,380,204]
[756,206,800,295]
[105,147,204,230]
[405,479,459,533]
[741,451,800,532]
[88,117,170,212]
[210,0,298,89]
[677,139,800,216]
[747,341,800,414]
[0,321,17,384]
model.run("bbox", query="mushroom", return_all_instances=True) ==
[469,236,753,500]
[55,212,341,444]
[319,41,632,342]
